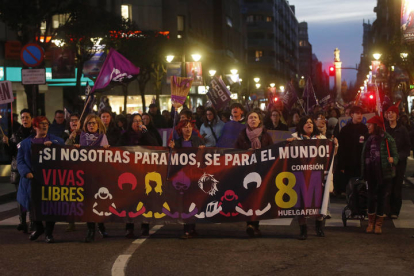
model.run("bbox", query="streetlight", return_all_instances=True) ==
[400,52,408,59]
[280,86,285,93]
[270,83,275,88]
[208,70,216,77]
[253,77,260,83]
[166,55,174,63]
[255,83,261,89]
[230,69,238,75]
[373,53,382,60]
[191,54,201,62]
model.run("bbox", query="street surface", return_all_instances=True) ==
[1,160,414,276]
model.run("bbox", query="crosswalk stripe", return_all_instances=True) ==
[260,218,293,226]
[392,200,414,229]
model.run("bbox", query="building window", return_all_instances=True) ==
[255,50,263,61]
[177,15,184,31]
[266,16,273,22]
[256,15,264,21]
[226,16,233,27]
[121,5,131,20]
[246,15,254,23]
[52,14,70,29]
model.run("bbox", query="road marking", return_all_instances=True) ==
[392,200,414,229]
[260,218,292,226]
[0,201,18,213]
[111,225,163,276]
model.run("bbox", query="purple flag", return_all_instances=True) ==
[91,48,140,93]
[282,82,298,110]
[207,76,231,110]
[302,77,318,113]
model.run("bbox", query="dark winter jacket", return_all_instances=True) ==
[174,135,205,148]
[361,132,399,180]
[234,128,274,150]
[386,123,411,160]
[105,121,121,146]
[48,119,68,140]
[337,122,368,176]
[117,129,160,147]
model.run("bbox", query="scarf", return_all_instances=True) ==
[80,132,104,147]
[246,127,263,149]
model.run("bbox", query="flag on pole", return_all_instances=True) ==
[90,48,140,93]
[302,77,318,113]
[374,82,382,116]
[282,81,299,110]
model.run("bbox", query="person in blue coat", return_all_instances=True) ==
[17,116,64,243]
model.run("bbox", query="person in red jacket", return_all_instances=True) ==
[235,111,274,237]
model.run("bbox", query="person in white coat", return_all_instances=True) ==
[200,107,225,147]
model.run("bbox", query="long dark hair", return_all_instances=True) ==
[142,112,156,129]
[127,114,143,131]
[296,116,320,137]
[203,107,218,127]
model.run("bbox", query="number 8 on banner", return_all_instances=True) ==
[275,172,298,208]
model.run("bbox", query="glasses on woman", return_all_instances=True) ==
[133,120,142,123]
[87,121,97,126]
[70,118,79,122]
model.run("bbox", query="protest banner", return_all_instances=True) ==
[30,140,333,223]
[0,81,13,104]
[207,76,231,110]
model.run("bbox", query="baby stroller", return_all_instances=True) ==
[341,177,368,226]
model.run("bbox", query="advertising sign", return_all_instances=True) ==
[83,50,106,78]
[166,62,181,84]
[401,0,414,43]
[51,48,76,78]
[185,62,203,86]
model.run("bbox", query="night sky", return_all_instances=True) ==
[288,0,377,86]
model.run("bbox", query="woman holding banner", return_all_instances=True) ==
[17,116,64,243]
[76,114,110,242]
[117,113,159,238]
[235,111,273,238]
[288,116,338,240]
[169,119,205,239]
[362,116,398,234]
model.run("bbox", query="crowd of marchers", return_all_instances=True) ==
[1,97,414,243]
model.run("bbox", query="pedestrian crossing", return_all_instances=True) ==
[1,201,414,228]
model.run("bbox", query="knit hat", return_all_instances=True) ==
[386,106,399,116]
[366,115,384,128]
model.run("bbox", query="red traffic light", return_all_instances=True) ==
[273,97,278,102]
[369,94,374,100]
[329,66,335,76]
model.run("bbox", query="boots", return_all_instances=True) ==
[315,220,325,237]
[98,223,108,238]
[17,212,28,233]
[299,225,307,240]
[374,215,385,234]
[366,213,376,233]
[141,223,150,236]
[85,223,95,243]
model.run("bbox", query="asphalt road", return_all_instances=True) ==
[1,163,414,276]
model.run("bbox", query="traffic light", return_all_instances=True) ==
[369,94,374,100]
[329,66,335,76]
[273,96,279,103]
